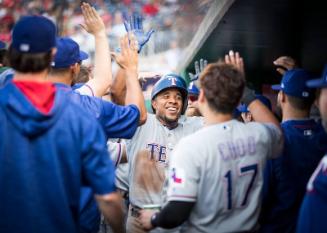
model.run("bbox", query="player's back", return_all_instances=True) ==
[0,82,112,233]
[168,120,282,233]
[260,119,327,233]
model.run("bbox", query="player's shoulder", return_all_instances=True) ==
[176,123,216,147]
[57,90,96,122]
[180,115,203,125]
[179,115,204,133]
[246,121,281,142]
[246,121,278,133]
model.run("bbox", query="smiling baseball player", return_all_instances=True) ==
[124,73,203,233]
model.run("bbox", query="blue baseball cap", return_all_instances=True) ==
[52,37,88,68]
[237,104,249,113]
[306,64,327,88]
[187,81,199,95]
[0,41,6,50]
[237,94,272,113]
[271,69,315,98]
[12,15,56,53]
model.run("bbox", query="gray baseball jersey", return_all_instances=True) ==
[166,120,283,233]
[126,113,203,208]
[126,113,203,233]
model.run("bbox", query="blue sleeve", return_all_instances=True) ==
[81,120,116,195]
[98,102,140,139]
[74,94,140,139]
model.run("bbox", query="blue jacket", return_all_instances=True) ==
[0,82,116,233]
[260,119,327,233]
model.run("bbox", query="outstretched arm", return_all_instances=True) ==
[110,68,127,106]
[111,34,147,125]
[80,2,112,97]
[273,56,298,75]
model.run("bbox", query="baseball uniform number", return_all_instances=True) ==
[224,163,258,210]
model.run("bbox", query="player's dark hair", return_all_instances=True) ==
[200,62,245,114]
[286,94,315,110]
[7,46,52,73]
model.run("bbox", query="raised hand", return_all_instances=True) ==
[80,2,106,36]
[124,13,154,53]
[224,50,244,76]
[111,33,138,71]
[273,56,298,75]
[188,58,208,81]
[79,2,112,97]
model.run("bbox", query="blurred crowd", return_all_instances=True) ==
[0,0,212,70]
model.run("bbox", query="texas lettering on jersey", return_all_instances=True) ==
[133,142,168,194]
[146,143,167,164]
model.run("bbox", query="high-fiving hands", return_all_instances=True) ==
[124,13,155,53]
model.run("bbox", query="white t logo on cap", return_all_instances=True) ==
[302,92,309,97]
[20,44,30,52]
[169,77,177,86]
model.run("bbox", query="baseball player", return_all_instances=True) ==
[46,5,146,232]
[295,66,327,233]
[259,69,327,233]
[138,52,283,233]
[0,15,124,233]
[122,73,203,233]
[48,35,145,233]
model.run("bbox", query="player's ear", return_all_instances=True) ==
[151,99,157,111]
[70,63,80,75]
[280,91,286,103]
[198,89,205,104]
